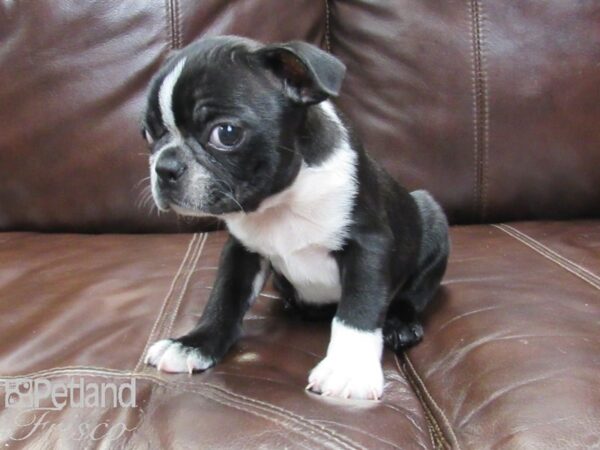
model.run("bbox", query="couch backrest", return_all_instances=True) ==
[1,0,598,232]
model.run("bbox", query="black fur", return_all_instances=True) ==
[172,237,263,361]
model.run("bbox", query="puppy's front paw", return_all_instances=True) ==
[144,339,214,374]
[307,355,384,400]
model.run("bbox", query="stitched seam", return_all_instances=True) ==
[493,224,600,290]
[468,0,478,221]
[193,385,332,450]
[203,382,364,450]
[198,396,321,449]
[398,357,447,449]
[400,355,454,449]
[159,232,203,336]
[468,0,489,222]
[133,233,200,371]
[481,36,489,220]
[134,233,201,371]
[405,376,446,448]
[474,0,486,222]
[478,2,489,221]
[324,0,331,52]
[496,224,600,284]
[391,358,438,449]
[0,366,129,379]
[165,0,174,50]
[397,354,461,450]
[197,391,331,449]
[165,233,208,336]
[0,371,327,449]
[425,423,439,450]
[407,376,450,448]
[0,369,353,450]
[146,232,205,360]
[152,232,204,344]
[0,371,329,449]
[173,0,181,49]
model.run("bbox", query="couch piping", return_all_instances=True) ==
[165,0,173,49]
[134,233,203,371]
[175,0,182,48]
[324,0,332,52]
[203,381,365,450]
[493,224,600,291]
[164,232,208,337]
[165,0,182,50]
[0,367,362,450]
[468,0,490,222]
[397,354,461,450]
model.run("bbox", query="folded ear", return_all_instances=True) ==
[255,41,346,104]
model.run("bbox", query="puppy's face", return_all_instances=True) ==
[141,36,345,216]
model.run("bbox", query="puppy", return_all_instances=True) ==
[142,36,449,400]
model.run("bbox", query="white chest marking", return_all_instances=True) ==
[225,101,357,304]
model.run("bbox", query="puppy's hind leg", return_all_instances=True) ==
[384,190,449,352]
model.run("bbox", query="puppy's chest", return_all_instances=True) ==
[226,142,357,304]
[226,202,349,304]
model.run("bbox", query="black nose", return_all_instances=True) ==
[155,148,187,183]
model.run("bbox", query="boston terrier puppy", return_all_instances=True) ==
[142,36,449,400]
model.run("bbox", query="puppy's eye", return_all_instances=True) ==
[209,124,243,150]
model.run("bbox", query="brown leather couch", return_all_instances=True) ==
[1,1,599,449]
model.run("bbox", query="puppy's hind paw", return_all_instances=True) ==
[383,318,423,351]
[145,339,214,374]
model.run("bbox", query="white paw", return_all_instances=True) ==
[307,355,384,400]
[144,339,214,374]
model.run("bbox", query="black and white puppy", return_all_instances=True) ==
[142,36,449,400]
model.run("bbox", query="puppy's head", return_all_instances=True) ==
[141,36,346,216]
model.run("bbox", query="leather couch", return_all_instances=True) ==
[1,1,598,448]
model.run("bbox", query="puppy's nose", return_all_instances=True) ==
[155,148,187,183]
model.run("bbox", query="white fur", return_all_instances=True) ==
[149,151,161,209]
[224,101,357,304]
[308,318,384,400]
[169,203,211,217]
[250,259,270,305]
[144,129,154,144]
[158,57,187,138]
[151,58,187,211]
[145,339,213,374]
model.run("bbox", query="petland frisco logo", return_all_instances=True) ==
[4,378,137,411]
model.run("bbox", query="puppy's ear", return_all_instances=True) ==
[255,41,346,104]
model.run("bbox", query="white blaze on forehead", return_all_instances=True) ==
[158,57,187,138]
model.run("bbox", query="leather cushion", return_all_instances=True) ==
[407,221,600,448]
[0,231,430,449]
[1,222,598,447]
[331,0,600,223]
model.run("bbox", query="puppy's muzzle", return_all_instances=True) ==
[155,148,187,186]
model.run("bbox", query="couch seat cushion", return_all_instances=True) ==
[0,222,598,448]
[405,221,600,449]
[0,232,430,449]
